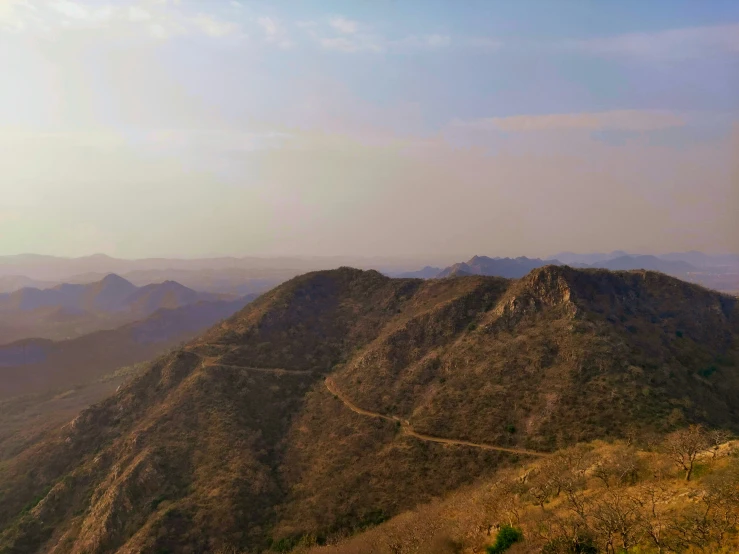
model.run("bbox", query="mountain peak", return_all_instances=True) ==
[100,273,134,287]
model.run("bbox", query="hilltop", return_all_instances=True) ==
[0,266,737,553]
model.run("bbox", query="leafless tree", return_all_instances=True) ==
[663,425,710,481]
[589,489,645,553]
[709,428,732,460]
[592,445,642,488]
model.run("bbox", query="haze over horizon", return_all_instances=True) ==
[2,0,738,259]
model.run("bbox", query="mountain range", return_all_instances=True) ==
[0,275,230,344]
[551,250,739,269]
[0,254,444,282]
[0,265,736,553]
[394,254,739,293]
[0,294,256,399]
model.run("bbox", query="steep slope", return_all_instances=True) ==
[0,295,255,399]
[0,267,737,553]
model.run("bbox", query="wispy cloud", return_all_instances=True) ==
[257,16,292,49]
[319,35,384,53]
[572,24,739,60]
[305,16,452,54]
[0,0,242,40]
[190,13,238,38]
[453,110,686,132]
[329,16,357,35]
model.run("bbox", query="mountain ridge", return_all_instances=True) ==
[0,266,737,552]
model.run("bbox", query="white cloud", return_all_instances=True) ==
[49,0,87,20]
[128,6,151,22]
[258,16,277,37]
[319,35,383,53]
[329,16,357,34]
[0,0,240,39]
[452,110,686,132]
[190,13,237,38]
[257,16,291,49]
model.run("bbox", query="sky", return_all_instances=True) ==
[0,0,737,260]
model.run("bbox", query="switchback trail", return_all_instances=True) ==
[325,377,549,457]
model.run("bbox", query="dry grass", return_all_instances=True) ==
[302,439,739,554]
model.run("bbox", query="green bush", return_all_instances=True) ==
[487,525,523,553]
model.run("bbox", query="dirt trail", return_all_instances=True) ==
[199,356,314,376]
[325,377,549,458]
[196,355,547,457]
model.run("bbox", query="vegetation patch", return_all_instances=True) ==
[486,525,523,553]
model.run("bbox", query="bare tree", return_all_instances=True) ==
[592,445,642,488]
[709,428,732,460]
[589,489,645,553]
[663,425,710,481]
[633,481,672,554]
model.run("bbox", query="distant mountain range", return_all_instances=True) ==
[413,255,700,280]
[0,274,233,344]
[549,250,739,269]
[397,253,739,294]
[0,254,443,282]
[0,294,256,399]
[437,256,553,278]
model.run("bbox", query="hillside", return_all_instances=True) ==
[0,275,228,343]
[0,295,255,399]
[0,266,737,553]
[303,436,739,553]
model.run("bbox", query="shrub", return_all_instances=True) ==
[487,525,523,553]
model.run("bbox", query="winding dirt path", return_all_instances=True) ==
[199,356,315,376]
[325,377,549,458]
[196,355,548,457]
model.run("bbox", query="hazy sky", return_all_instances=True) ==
[1,0,738,259]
